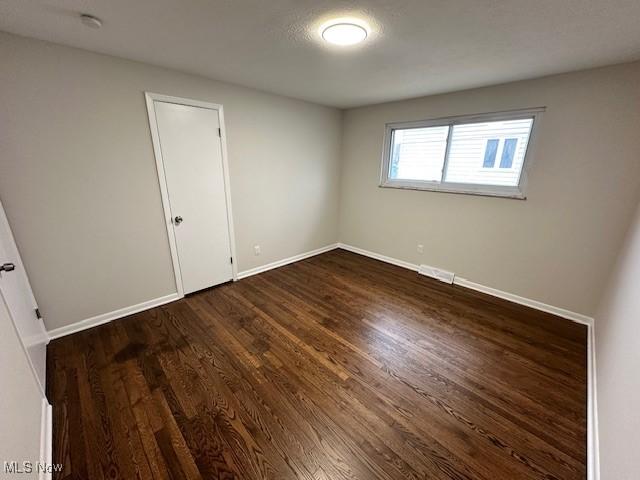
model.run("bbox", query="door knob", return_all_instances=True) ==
[174,216,183,225]
[0,263,15,272]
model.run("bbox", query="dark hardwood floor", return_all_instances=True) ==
[47,249,587,480]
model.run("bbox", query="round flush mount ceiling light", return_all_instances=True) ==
[321,21,368,46]
[80,14,103,29]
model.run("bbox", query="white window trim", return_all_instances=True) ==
[379,107,545,199]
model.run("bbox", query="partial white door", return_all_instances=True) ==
[0,200,48,393]
[0,294,49,480]
[153,101,233,294]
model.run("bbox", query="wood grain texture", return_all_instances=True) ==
[47,249,587,479]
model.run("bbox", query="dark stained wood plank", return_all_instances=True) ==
[47,248,587,479]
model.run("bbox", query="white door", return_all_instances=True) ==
[153,100,234,294]
[0,200,48,394]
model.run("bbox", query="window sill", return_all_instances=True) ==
[379,181,526,200]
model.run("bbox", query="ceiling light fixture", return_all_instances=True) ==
[80,14,103,29]
[321,22,368,46]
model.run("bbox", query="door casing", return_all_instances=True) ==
[145,92,238,297]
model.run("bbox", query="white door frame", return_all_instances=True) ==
[144,92,238,297]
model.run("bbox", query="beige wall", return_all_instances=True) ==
[339,62,640,316]
[594,202,640,480]
[0,32,342,331]
[0,294,43,478]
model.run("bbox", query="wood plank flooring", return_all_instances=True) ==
[47,249,587,479]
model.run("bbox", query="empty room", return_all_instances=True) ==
[1,1,639,479]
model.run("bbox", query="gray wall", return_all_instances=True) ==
[0,32,342,331]
[594,202,640,480]
[339,62,640,316]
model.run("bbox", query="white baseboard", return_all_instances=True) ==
[338,243,419,272]
[47,292,181,340]
[337,242,597,479]
[237,243,339,279]
[453,277,594,326]
[39,399,52,480]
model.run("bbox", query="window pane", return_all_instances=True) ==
[483,139,499,168]
[389,125,449,182]
[444,118,533,186]
[500,138,518,168]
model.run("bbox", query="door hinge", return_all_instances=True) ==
[218,128,221,137]
[35,308,42,320]
[230,256,233,264]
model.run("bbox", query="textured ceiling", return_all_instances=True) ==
[1,0,640,108]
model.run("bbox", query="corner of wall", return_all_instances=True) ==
[336,107,350,244]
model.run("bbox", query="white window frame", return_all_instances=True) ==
[379,107,545,199]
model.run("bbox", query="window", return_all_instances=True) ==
[381,108,543,198]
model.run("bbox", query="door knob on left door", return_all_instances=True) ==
[174,216,183,225]
[1,262,15,272]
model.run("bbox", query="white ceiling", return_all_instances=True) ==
[2,0,640,108]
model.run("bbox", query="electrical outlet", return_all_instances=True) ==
[417,244,424,254]
[254,245,261,256]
